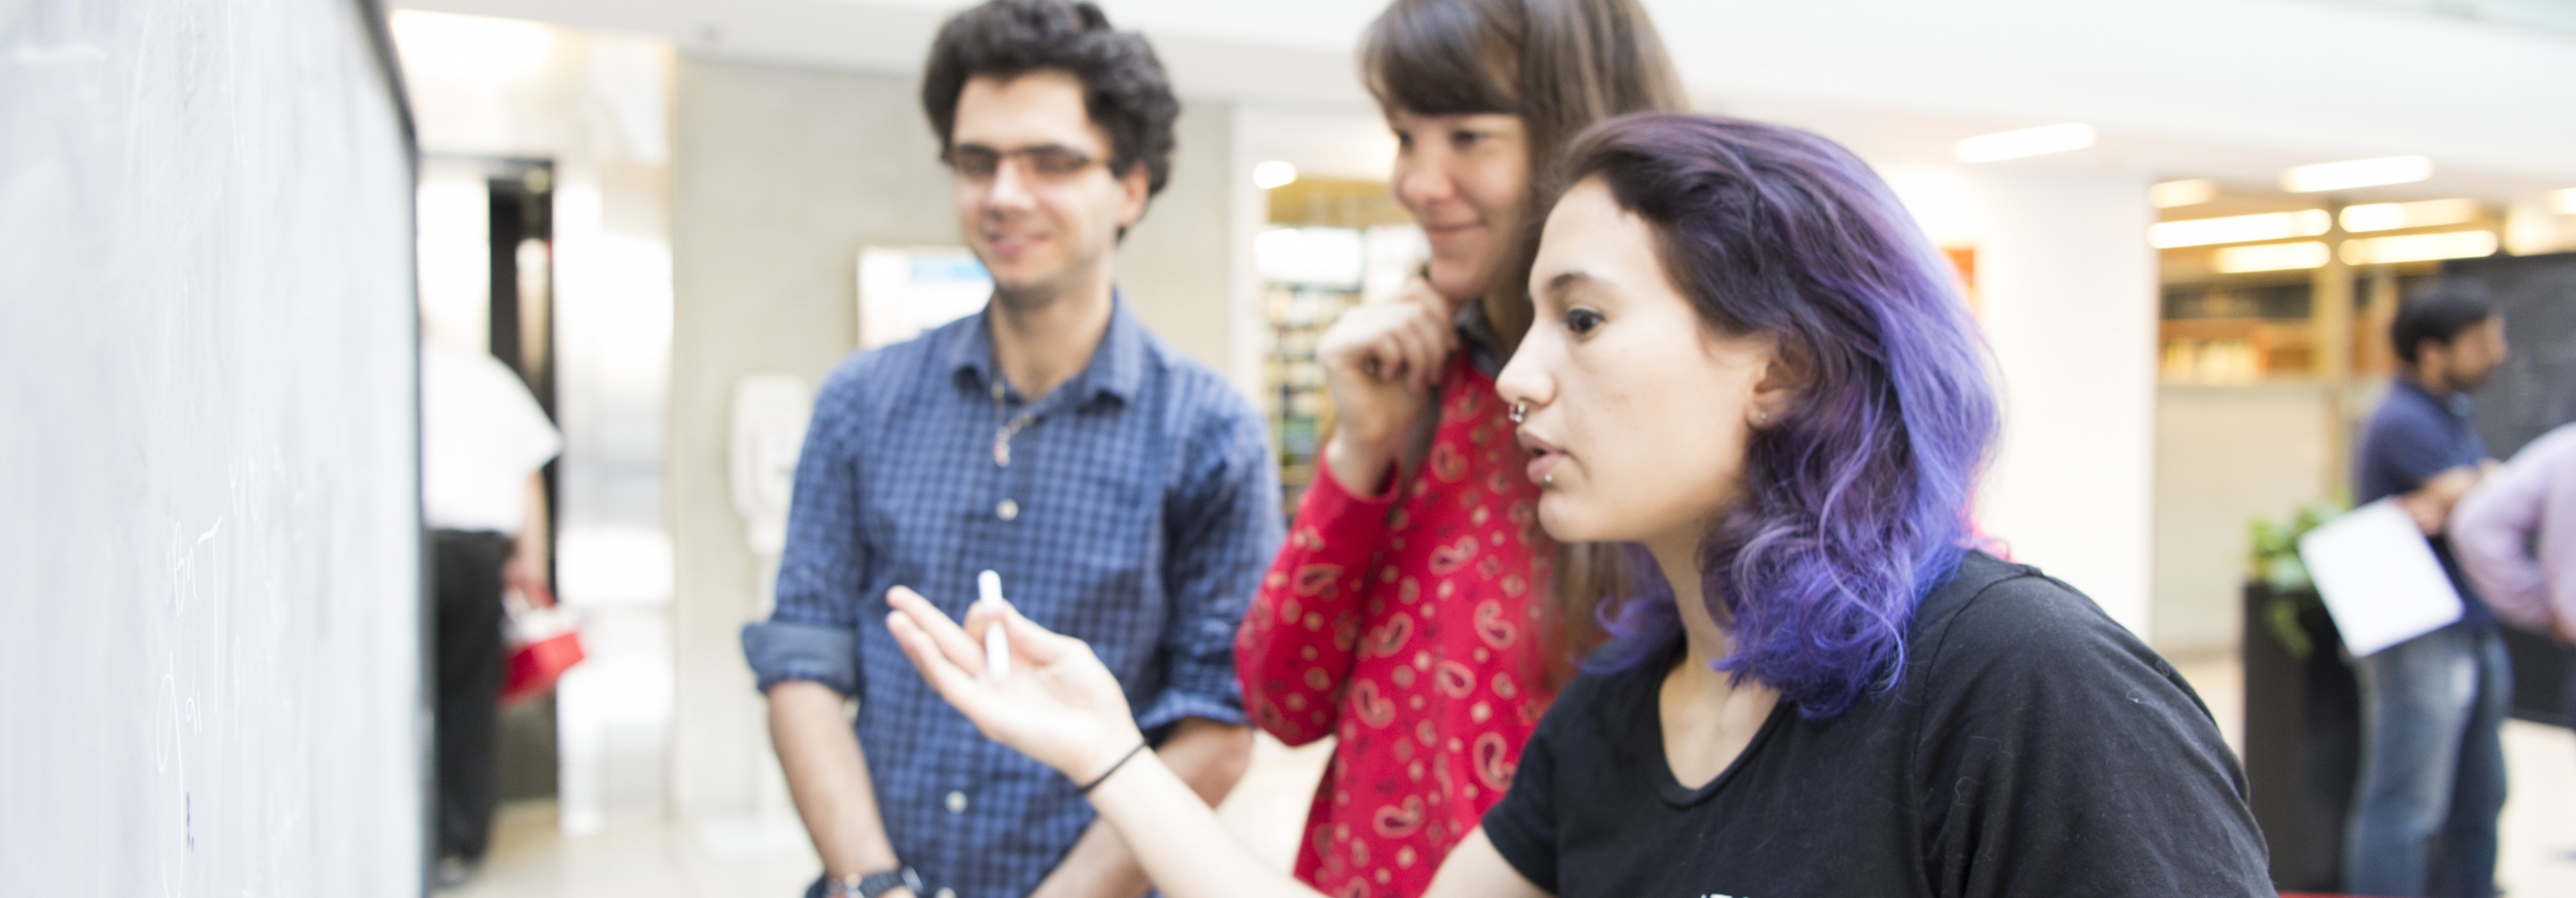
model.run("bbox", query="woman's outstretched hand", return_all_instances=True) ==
[892,590,1534,898]
[886,586,1145,784]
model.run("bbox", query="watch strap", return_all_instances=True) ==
[850,867,921,898]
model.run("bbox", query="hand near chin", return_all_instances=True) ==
[886,587,1145,784]
[1316,276,1459,490]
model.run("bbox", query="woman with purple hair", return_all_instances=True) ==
[880,114,2272,896]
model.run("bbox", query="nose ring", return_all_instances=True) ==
[1509,402,1527,425]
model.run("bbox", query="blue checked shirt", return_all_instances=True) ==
[741,299,1280,898]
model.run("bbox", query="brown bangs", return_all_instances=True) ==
[1360,0,1522,117]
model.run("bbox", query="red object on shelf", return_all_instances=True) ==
[502,583,584,706]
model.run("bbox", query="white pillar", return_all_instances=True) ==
[1966,166,2160,635]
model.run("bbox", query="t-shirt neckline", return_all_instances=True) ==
[1648,641,1794,808]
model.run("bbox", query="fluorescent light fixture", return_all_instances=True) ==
[2281,156,2431,193]
[2339,231,2498,266]
[1252,160,1299,190]
[2149,179,2218,208]
[1954,123,2095,164]
[2148,209,2330,249]
[2338,199,2479,233]
[2552,188,2576,215]
[2213,241,2332,273]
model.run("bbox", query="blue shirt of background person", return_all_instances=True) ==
[739,3,1278,897]
[2356,376,2494,629]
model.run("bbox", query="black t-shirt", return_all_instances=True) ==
[1481,552,2269,897]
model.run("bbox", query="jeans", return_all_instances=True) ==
[2345,623,2512,898]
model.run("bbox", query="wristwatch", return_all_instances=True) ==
[828,867,923,898]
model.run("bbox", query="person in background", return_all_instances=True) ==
[2451,420,2576,722]
[887,112,2272,898]
[2345,285,2512,898]
[419,339,562,890]
[1233,3,1682,895]
[738,3,1280,897]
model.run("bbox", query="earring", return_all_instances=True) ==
[1753,410,1769,426]
[1541,473,1555,488]
[1509,402,1528,425]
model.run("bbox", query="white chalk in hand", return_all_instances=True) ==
[979,570,1009,679]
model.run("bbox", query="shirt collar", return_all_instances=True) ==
[2394,376,2476,420]
[945,292,1146,407]
[1454,299,1507,377]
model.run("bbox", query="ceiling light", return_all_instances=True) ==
[2339,199,2480,233]
[2149,179,2217,208]
[2281,156,2432,193]
[2340,231,2498,266]
[2552,188,2576,215]
[1954,123,2096,164]
[1252,160,1299,190]
[2213,241,2332,273]
[2148,210,2330,249]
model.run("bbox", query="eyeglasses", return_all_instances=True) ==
[944,145,1101,182]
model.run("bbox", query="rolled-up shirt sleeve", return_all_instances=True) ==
[742,621,860,695]
[1137,399,1281,733]
[741,369,872,697]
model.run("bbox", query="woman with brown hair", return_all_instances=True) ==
[1232,2,1682,896]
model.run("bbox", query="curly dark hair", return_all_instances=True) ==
[921,0,1180,199]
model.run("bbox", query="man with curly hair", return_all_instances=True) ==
[741,3,1278,897]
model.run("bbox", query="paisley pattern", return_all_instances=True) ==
[1235,355,1556,898]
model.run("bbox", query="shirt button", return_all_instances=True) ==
[945,790,968,813]
[935,889,956,898]
[996,499,1019,521]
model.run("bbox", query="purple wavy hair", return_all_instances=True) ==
[1567,114,1998,719]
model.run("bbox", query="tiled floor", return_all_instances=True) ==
[453,658,2576,897]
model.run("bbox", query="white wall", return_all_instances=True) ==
[2152,384,2339,654]
[0,0,423,893]
[1959,166,2164,634]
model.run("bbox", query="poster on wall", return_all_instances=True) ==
[858,247,992,349]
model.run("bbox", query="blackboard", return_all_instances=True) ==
[2454,250,2576,459]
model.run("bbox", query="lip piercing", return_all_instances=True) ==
[1509,402,1528,425]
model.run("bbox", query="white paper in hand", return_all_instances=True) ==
[2297,498,2464,657]
[979,570,1009,679]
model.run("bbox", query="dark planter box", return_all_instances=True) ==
[2241,582,2358,894]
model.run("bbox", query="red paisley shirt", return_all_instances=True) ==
[1235,353,1556,898]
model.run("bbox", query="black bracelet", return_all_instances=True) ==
[1077,741,1149,794]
